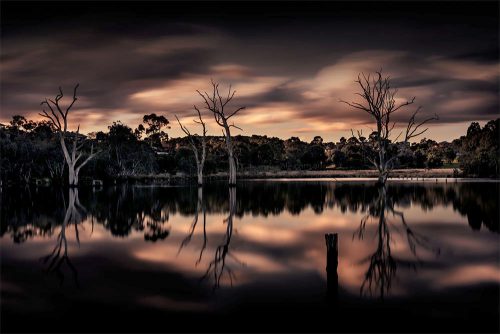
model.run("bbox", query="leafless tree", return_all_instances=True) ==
[341,71,438,185]
[175,106,207,186]
[39,84,100,186]
[197,80,245,186]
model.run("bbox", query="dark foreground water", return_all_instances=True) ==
[1,180,499,333]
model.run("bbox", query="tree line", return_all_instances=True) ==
[2,112,497,184]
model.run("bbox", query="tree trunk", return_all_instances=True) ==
[228,153,237,186]
[195,152,203,186]
[197,168,203,186]
[377,172,388,187]
[229,186,236,215]
[197,164,204,186]
[68,164,78,187]
[60,136,80,187]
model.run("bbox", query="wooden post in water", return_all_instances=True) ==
[325,233,339,304]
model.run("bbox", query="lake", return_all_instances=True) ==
[1,180,499,333]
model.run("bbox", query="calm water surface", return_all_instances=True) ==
[1,180,499,332]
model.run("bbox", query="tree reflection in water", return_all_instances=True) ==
[177,187,207,264]
[93,184,171,241]
[177,187,244,289]
[357,185,440,299]
[40,188,85,287]
[201,187,245,290]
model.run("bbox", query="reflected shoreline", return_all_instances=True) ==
[2,181,498,243]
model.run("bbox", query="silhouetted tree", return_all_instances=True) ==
[141,113,170,148]
[341,71,438,185]
[458,119,499,177]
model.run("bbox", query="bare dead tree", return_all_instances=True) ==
[197,80,245,186]
[175,106,207,186]
[341,71,438,185]
[39,84,100,187]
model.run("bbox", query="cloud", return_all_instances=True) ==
[282,50,499,130]
[0,11,498,142]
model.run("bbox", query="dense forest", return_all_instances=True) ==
[0,114,498,185]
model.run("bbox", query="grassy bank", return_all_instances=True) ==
[236,168,459,179]
[118,168,461,185]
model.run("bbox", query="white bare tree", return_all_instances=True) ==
[39,84,100,187]
[175,106,207,186]
[197,80,245,186]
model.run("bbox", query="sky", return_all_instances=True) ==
[1,1,499,142]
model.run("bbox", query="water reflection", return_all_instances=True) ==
[1,181,498,296]
[177,187,207,264]
[201,187,245,289]
[92,185,171,240]
[40,188,84,287]
[1,181,499,332]
[2,182,497,244]
[357,185,440,298]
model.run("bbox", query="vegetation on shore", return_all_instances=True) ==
[2,114,497,186]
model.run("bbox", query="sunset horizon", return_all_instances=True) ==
[2,1,498,142]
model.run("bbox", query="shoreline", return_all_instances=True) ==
[126,168,459,180]
[119,168,498,184]
[5,169,499,187]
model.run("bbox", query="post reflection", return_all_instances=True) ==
[325,233,339,303]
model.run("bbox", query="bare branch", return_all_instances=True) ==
[229,123,243,131]
[404,108,439,142]
[227,106,246,119]
[66,83,79,115]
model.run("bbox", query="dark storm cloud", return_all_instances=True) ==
[0,1,498,140]
[448,49,500,63]
[1,23,220,113]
